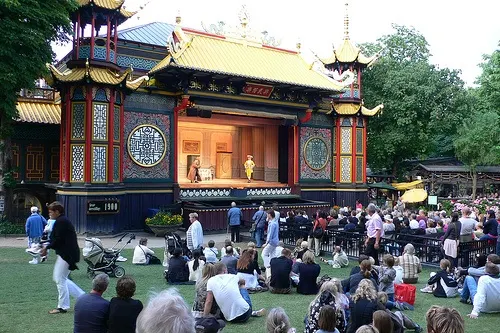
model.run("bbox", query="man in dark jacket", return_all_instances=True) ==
[269,248,293,293]
[42,201,85,314]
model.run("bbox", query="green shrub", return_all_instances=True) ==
[0,220,25,234]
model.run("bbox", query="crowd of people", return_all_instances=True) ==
[29,200,500,332]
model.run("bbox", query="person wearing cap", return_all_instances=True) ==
[25,206,47,249]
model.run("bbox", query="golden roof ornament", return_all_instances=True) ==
[344,2,350,41]
[175,10,181,25]
[201,5,281,47]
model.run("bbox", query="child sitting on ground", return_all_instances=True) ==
[220,239,240,257]
[320,246,349,268]
[420,259,459,298]
[393,257,403,284]
[275,241,285,258]
[378,254,396,301]
[203,240,219,263]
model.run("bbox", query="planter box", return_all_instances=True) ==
[147,224,182,237]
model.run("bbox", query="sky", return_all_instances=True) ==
[55,0,500,86]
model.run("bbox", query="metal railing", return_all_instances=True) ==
[279,224,497,267]
[18,88,55,101]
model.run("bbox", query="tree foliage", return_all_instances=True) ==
[0,0,76,218]
[476,45,500,113]
[361,24,471,176]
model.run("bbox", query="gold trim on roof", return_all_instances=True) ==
[151,29,350,92]
[361,104,383,116]
[16,101,61,124]
[77,0,124,10]
[332,102,361,115]
[47,65,148,90]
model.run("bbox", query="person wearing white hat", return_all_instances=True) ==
[25,206,47,264]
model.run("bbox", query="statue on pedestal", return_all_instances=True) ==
[188,157,202,183]
[244,155,255,183]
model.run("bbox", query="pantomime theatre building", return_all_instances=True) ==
[13,1,382,233]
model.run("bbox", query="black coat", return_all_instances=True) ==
[46,215,80,270]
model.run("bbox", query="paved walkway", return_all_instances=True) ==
[0,231,252,249]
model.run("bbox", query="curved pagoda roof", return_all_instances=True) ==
[75,0,136,24]
[150,26,347,92]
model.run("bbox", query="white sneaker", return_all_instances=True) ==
[420,286,433,293]
[458,288,463,294]
[116,256,127,262]
[28,259,39,264]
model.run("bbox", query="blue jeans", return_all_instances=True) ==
[255,228,264,247]
[480,234,497,241]
[461,275,478,303]
[231,288,252,323]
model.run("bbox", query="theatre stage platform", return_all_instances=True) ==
[178,179,287,189]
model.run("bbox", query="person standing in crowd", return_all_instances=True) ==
[442,212,461,269]
[417,210,428,230]
[41,201,84,314]
[228,202,242,243]
[108,276,143,333]
[252,206,267,247]
[74,274,110,333]
[263,209,280,270]
[25,206,46,249]
[186,212,204,251]
[137,289,196,333]
[426,306,464,333]
[459,207,476,242]
[365,204,384,265]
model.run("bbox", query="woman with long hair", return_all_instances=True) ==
[342,260,378,294]
[442,212,461,269]
[346,279,383,333]
[236,249,263,288]
[192,264,220,318]
[305,281,346,333]
[266,307,296,333]
[188,249,205,282]
[372,310,393,333]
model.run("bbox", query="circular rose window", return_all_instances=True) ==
[127,124,166,167]
[304,137,329,170]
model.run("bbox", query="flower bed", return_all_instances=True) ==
[442,197,500,215]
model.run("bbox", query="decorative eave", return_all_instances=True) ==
[361,104,383,116]
[76,0,137,21]
[332,102,361,115]
[46,64,148,91]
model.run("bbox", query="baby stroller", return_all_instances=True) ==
[163,232,191,268]
[83,233,135,278]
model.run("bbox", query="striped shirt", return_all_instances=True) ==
[398,253,421,280]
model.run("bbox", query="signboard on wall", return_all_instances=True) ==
[428,195,438,206]
[87,199,120,214]
[241,83,274,98]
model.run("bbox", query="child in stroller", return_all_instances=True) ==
[163,232,192,275]
[83,233,135,278]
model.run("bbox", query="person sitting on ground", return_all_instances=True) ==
[371,310,393,333]
[305,281,346,333]
[355,326,379,333]
[167,248,190,284]
[136,289,196,333]
[192,264,221,319]
[220,239,240,257]
[315,305,341,333]
[467,262,500,318]
[108,276,143,333]
[350,255,370,276]
[376,292,421,332]
[426,306,464,333]
[266,307,297,333]
[420,259,458,297]
[269,248,293,294]
[274,241,285,258]
[237,248,264,289]
[188,249,206,282]
[378,254,396,302]
[393,257,403,284]
[346,279,384,333]
[292,238,305,259]
[297,250,321,295]
[398,243,422,284]
[295,240,309,261]
[459,254,500,303]
[204,262,266,323]
[342,260,378,294]
[203,240,219,263]
[321,246,349,269]
[221,245,238,274]
[74,274,110,333]
[132,238,155,265]
[247,241,261,272]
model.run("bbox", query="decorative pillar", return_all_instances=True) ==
[335,118,341,183]
[107,88,115,183]
[351,116,356,182]
[85,87,92,184]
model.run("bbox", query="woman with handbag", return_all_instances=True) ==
[308,211,327,256]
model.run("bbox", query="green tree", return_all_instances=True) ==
[476,45,500,113]
[361,24,470,176]
[454,111,500,198]
[0,0,76,219]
